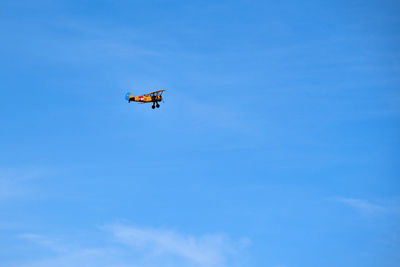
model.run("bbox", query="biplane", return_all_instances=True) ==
[125,89,166,109]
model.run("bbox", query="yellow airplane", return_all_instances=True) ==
[125,89,166,109]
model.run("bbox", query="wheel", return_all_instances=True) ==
[152,105,155,109]
[156,103,160,108]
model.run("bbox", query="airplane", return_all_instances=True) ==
[125,89,166,109]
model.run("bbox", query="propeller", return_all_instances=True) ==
[125,92,131,102]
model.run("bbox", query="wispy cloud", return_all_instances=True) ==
[0,166,52,199]
[333,197,400,216]
[6,247,125,267]
[174,97,250,132]
[106,224,249,266]
[18,233,67,253]
[11,224,249,267]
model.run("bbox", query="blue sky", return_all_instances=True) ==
[1,0,399,266]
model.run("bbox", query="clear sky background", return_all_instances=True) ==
[1,0,399,266]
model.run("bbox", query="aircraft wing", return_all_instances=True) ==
[143,89,166,96]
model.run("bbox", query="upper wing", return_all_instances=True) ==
[143,89,166,96]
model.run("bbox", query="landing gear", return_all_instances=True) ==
[156,103,160,108]
[152,104,155,109]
